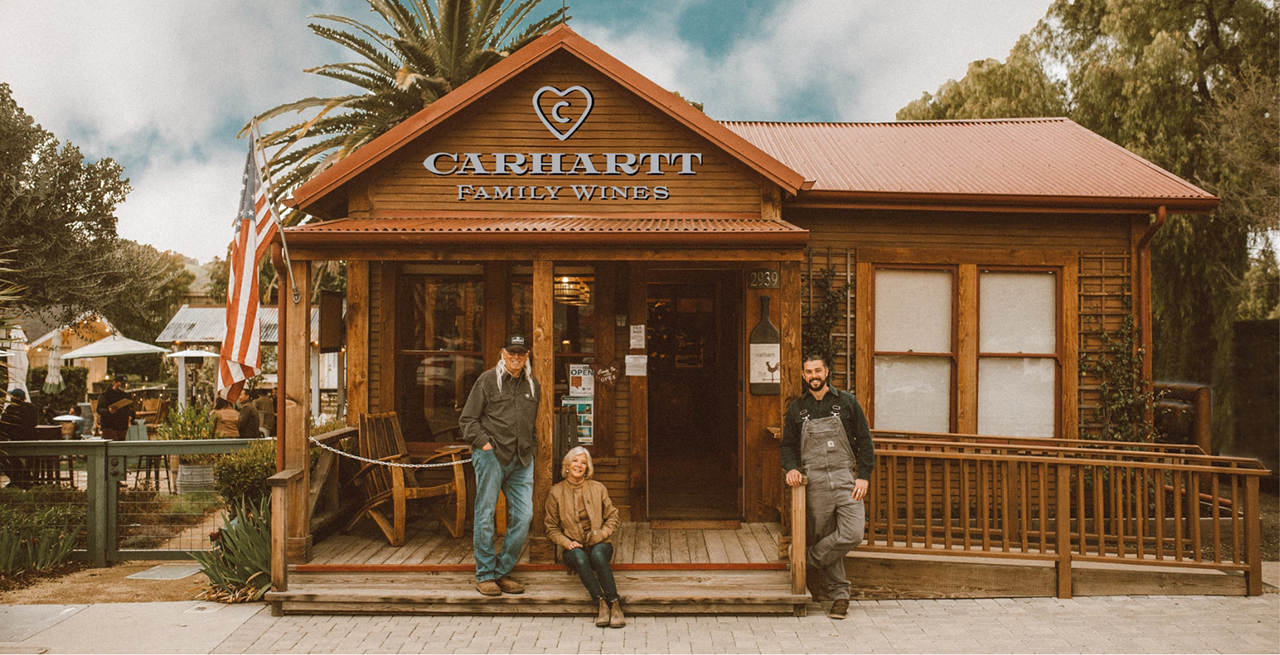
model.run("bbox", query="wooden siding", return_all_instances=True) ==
[1077,253,1134,439]
[364,55,761,216]
[791,208,1135,252]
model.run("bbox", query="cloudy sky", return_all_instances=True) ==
[0,0,1052,265]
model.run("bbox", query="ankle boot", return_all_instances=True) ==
[595,598,610,627]
[609,599,625,628]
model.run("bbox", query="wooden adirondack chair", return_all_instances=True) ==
[345,412,468,546]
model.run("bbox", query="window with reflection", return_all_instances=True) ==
[395,264,484,442]
[510,265,596,403]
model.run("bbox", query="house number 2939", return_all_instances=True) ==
[749,268,780,289]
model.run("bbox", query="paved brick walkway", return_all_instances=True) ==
[213,595,1279,654]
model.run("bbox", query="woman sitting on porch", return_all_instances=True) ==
[544,446,624,628]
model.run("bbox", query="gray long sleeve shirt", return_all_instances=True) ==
[458,366,539,466]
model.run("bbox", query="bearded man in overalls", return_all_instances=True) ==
[781,353,875,619]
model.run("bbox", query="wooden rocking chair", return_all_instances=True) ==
[345,412,468,546]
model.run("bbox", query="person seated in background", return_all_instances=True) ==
[544,446,625,628]
[0,389,38,441]
[212,397,240,438]
[66,405,85,438]
[237,399,260,439]
[250,389,276,436]
[0,389,39,488]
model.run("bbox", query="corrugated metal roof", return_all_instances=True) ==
[284,216,809,248]
[156,305,320,345]
[722,118,1216,210]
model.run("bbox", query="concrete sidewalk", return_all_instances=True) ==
[1,594,1276,654]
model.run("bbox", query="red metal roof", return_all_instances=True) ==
[723,119,1217,212]
[283,215,808,249]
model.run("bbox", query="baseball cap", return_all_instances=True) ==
[504,334,530,353]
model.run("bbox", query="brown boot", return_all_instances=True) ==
[609,599,625,628]
[595,599,610,627]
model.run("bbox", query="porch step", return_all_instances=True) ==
[265,569,811,615]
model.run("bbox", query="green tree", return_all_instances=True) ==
[0,83,138,328]
[250,0,567,217]
[897,0,1279,447]
[100,242,195,381]
[898,36,1068,120]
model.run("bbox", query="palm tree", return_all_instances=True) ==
[248,0,568,218]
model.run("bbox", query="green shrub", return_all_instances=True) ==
[191,495,272,602]
[156,404,219,464]
[0,492,85,576]
[214,439,276,513]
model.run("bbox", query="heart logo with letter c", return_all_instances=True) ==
[533,85,593,141]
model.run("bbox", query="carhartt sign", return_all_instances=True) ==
[422,84,704,202]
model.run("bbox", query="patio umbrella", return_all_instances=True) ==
[5,327,29,396]
[44,331,65,394]
[166,349,219,409]
[60,333,167,360]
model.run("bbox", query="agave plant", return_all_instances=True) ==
[247,0,567,220]
[191,495,273,602]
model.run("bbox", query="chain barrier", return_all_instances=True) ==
[308,436,472,468]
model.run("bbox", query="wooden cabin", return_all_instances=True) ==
[264,26,1266,614]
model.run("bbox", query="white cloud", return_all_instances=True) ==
[578,0,1052,121]
[0,0,1051,264]
[0,0,353,263]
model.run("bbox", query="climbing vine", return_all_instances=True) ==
[801,265,848,371]
[1081,302,1159,443]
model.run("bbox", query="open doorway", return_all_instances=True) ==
[645,270,742,520]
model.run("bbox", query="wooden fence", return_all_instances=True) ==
[862,431,1269,596]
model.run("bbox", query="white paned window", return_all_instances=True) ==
[977,358,1056,437]
[979,272,1055,353]
[875,270,952,353]
[874,355,952,433]
[977,270,1058,438]
[873,268,954,432]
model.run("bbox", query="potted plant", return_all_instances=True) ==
[156,405,219,493]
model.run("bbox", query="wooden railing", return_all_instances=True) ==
[864,431,1269,596]
[268,466,302,614]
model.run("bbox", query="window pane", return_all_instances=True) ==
[875,269,952,353]
[980,272,1055,354]
[978,357,1055,437]
[510,267,596,354]
[397,354,484,442]
[396,274,483,352]
[873,355,951,433]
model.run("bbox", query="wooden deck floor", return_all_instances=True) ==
[307,520,787,567]
[271,520,807,615]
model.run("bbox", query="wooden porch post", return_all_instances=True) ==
[529,259,556,561]
[345,260,369,425]
[284,259,313,561]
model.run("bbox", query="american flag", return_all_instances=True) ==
[218,134,279,402]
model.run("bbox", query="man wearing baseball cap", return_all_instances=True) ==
[97,374,136,441]
[459,333,541,596]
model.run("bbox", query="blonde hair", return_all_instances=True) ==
[561,446,594,479]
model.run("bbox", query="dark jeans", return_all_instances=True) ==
[562,542,618,602]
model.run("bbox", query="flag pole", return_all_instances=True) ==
[251,119,302,305]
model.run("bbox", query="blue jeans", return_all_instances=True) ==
[561,542,618,602]
[472,447,533,582]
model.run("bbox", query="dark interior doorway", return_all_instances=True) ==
[646,270,742,520]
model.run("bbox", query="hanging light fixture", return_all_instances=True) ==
[553,276,592,305]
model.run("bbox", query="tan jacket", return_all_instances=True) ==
[543,479,620,551]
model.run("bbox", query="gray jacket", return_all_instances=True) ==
[459,366,539,466]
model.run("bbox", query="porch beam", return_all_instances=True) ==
[285,248,805,263]
[283,258,313,561]
[530,259,556,562]
[345,261,369,424]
